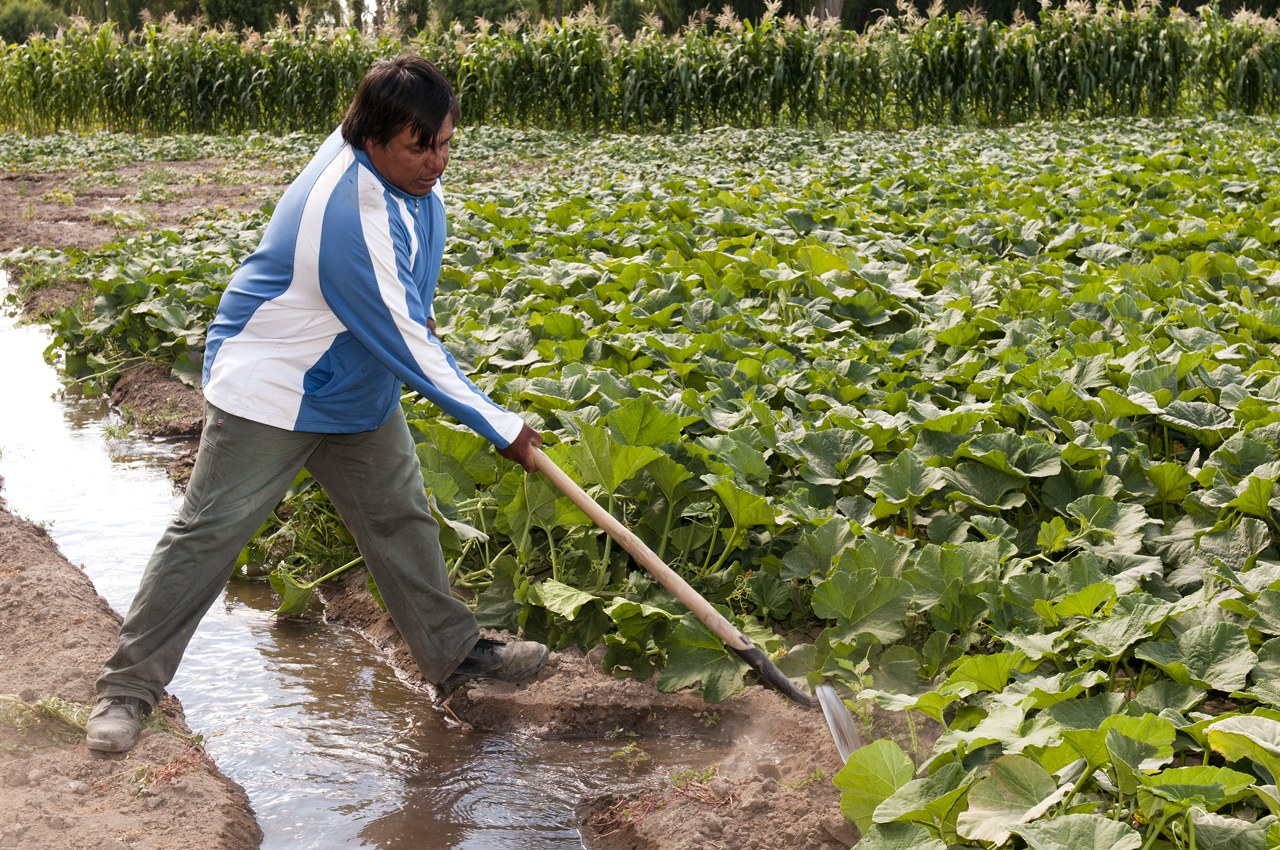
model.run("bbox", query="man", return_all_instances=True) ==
[85,55,547,754]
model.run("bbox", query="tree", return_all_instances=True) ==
[0,0,66,42]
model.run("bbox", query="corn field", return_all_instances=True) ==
[4,2,1280,134]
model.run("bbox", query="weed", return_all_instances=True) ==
[21,202,34,220]
[130,740,208,797]
[18,515,54,534]
[39,189,74,206]
[15,179,30,197]
[608,742,650,774]
[780,768,828,790]
[102,418,131,440]
[91,207,152,230]
[140,166,193,185]
[65,171,128,192]
[670,765,718,787]
[607,725,637,739]
[694,710,719,728]
[0,694,88,744]
[125,185,188,205]
[119,399,188,431]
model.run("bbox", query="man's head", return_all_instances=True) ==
[342,55,460,196]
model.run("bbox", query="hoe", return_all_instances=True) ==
[534,448,863,763]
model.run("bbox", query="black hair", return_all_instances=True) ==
[341,55,460,152]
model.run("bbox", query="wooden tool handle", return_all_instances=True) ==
[532,448,753,653]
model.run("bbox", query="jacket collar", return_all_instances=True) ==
[351,145,434,205]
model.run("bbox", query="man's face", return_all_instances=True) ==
[364,115,453,197]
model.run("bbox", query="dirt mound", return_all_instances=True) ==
[110,362,205,437]
[0,478,262,850]
[318,566,860,849]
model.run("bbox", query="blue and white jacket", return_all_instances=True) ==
[202,129,525,447]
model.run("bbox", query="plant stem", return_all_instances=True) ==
[906,708,918,757]
[1139,813,1170,850]
[597,493,616,590]
[706,525,740,576]
[657,498,677,562]
[299,555,364,589]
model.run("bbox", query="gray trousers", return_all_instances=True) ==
[96,403,480,707]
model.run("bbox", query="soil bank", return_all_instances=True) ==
[0,475,263,850]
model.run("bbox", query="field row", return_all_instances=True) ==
[11,119,1280,846]
[5,5,1280,134]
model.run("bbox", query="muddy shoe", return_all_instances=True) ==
[85,696,149,753]
[441,638,549,687]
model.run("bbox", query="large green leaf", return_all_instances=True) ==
[529,580,598,620]
[1228,471,1280,519]
[567,420,664,495]
[873,762,970,826]
[655,610,749,703]
[709,477,775,532]
[833,739,916,834]
[959,431,1061,478]
[1065,495,1153,554]
[1141,765,1256,812]
[1207,716,1280,785]
[812,567,912,643]
[956,755,1057,845]
[1107,729,1160,796]
[907,540,1010,610]
[1008,814,1141,850]
[269,570,313,618]
[1147,462,1198,505]
[1133,622,1257,693]
[942,461,1028,511]
[866,449,945,506]
[606,395,683,447]
[780,516,859,580]
[796,427,874,485]
[944,651,1028,695]
[1158,400,1235,447]
[646,455,695,507]
[1077,602,1172,660]
[1187,810,1276,850]
[855,823,948,850]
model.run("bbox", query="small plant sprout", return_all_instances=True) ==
[609,742,650,774]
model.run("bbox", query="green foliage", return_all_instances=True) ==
[0,0,65,45]
[9,8,1280,133]
[22,118,1280,850]
[433,0,529,27]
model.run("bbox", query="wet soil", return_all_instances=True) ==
[0,476,262,850]
[319,568,900,850]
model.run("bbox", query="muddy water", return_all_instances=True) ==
[0,276,725,848]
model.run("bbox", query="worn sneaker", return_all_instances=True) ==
[441,638,549,688]
[85,696,149,753]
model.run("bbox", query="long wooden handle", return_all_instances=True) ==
[532,448,752,652]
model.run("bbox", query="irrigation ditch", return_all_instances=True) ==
[0,162,888,849]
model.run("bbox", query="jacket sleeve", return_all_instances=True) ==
[315,164,526,448]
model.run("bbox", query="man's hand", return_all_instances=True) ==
[426,317,440,339]
[496,423,543,473]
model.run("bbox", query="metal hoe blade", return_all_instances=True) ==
[816,683,862,764]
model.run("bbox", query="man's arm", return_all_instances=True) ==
[317,167,532,453]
